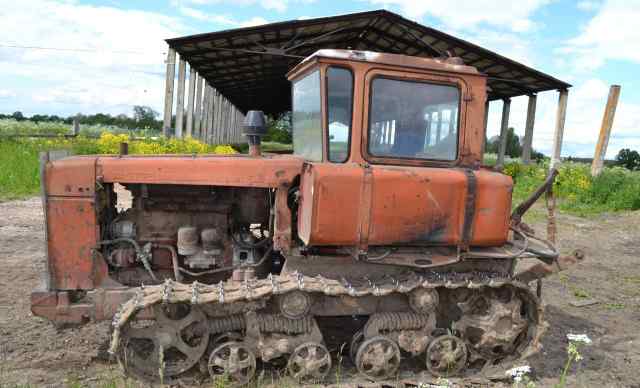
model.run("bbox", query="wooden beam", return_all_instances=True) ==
[591,85,621,176]
[522,94,537,165]
[185,67,197,138]
[194,76,204,139]
[163,48,176,136]
[175,57,187,138]
[497,98,511,166]
[550,89,569,170]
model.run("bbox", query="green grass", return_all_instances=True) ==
[0,140,42,199]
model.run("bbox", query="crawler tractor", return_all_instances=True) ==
[31,50,581,384]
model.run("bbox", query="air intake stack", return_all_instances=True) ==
[243,110,267,157]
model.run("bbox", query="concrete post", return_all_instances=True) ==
[194,76,204,139]
[207,88,215,144]
[522,94,537,165]
[497,98,511,166]
[162,48,176,136]
[175,57,186,138]
[185,68,197,138]
[201,85,209,142]
[591,85,621,176]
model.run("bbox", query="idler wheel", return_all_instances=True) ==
[355,336,401,381]
[208,341,256,386]
[278,290,312,319]
[287,342,332,383]
[425,334,468,377]
[119,303,210,382]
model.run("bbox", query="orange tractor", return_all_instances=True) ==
[31,49,580,384]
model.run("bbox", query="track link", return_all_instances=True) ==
[110,271,545,383]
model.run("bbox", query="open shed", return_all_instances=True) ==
[163,9,570,165]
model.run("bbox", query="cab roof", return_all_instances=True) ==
[287,49,482,80]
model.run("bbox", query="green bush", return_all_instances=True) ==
[507,160,640,216]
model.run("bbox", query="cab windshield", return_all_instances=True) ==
[368,77,460,161]
[292,67,354,162]
[292,70,322,161]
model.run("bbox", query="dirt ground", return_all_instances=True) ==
[1,197,639,387]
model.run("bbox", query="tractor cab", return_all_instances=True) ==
[286,49,488,168]
[285,50,509,250]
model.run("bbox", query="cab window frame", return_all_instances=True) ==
[364,72,464,167]
[324,65,354,163]
[291,68,324,162]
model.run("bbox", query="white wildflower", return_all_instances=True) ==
[567,333,592,344]
[506,365,532,382]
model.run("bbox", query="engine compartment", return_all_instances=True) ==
[99,183,276,286]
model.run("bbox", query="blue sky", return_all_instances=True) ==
[1,0,638,158]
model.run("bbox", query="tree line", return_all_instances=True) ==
[1,106,163,131]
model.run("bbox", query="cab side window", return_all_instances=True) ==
[327,67,353,163]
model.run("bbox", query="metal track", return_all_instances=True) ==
[110,271,545,365]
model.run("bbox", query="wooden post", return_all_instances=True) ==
[162,48,176,136]
[185,67,197,138]
[522,95,537,165]
[194,76,204,139]
[546,89,569,244]
[201,85,209,142]
[591,85,621,176]
[175,57,186,138]
[550,89,569,170]
[497,98,511,166]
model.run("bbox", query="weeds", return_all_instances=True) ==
[572,288,591,299]
[507,160,640,216]
[0,133,236,200]
[604,302,625,310]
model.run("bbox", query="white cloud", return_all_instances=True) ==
[0,89,16,99]
[176,0,307,13]
[486,79,637,159]
[0,0,187,116]
[577,1,601,11]
[562,0,640,70]
[366,0,551,32]
[178,6,268,27]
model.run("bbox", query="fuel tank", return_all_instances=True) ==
[297,163,512,247]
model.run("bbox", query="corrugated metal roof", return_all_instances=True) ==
[167,9,570,115]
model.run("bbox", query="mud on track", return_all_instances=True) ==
[1,197,640,387]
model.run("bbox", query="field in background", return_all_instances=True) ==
[2,120,640,217]
[0,120,237,199]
